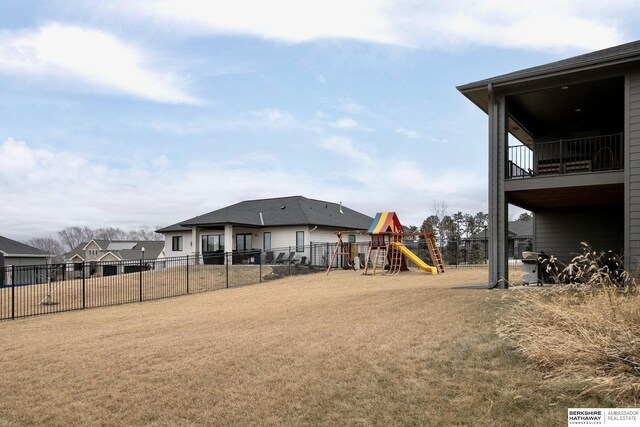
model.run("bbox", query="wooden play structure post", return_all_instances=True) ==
[325,231,355,275]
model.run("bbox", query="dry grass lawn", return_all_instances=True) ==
[0,269,618,426]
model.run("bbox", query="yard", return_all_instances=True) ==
[0,269,618,426]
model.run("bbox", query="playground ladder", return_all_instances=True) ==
[387,244,403,274]
[425,232,445,273]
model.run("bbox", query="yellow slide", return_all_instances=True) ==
[392,242,438,274]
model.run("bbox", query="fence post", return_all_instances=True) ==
[139,259,143,302]
[186,255,190,294]
[326,243,329,268]
[259,251,262,283]
[82,262,86,309]
[288,246,292,276]
[226,252,229,288]
[80,263,85,309]
[11,265,15,320]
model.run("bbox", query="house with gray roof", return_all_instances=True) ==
[0,235,50,268]
[458,40,640,287]
[156,196,373,264]
[64,240,164,277]
[65,240,164,263]
[0,235,51,286]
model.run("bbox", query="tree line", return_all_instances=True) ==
[416,202,532,265]
[25,226,164,258]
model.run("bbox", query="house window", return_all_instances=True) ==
[172,236,183,251]
[263,232,271,250]
[348,234,356,243]
[236,234,252,251]
[202,235,224,252]
[296,231,304,252]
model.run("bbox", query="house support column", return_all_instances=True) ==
[488,86,509,288]
[225,224,234,265]
[191,226,200,258]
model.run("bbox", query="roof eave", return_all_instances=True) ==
[3,253,51,258]
[457,46,640,115]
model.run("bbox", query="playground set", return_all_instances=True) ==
[326,212,445,275]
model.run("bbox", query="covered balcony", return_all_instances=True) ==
[507,133,624,179]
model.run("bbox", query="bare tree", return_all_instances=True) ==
[58,227,95,251]
[431,201,449,250]
[94,227,128,240]
[57,225,162,251]
[431,201,448,219]
[127,226,163,241]
[25,237,64,257]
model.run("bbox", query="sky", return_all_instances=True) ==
[1,1,640,241]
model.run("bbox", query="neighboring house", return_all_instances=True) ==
[457,40,640,286]
[156,196,374,264]
[0,235,51,286]
[462,220,533,260]
[64,240,164,277]
[0,235,50,267]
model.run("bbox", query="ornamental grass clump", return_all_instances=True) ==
[499,243,640,402]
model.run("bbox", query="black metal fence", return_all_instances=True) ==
[0,243,342,321]
[0,239,526,321]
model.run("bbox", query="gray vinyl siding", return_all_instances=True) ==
[5,256,47,266]
[628,70,640,271]
[535,206,624,264]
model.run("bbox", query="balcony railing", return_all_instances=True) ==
[507,133,623,179]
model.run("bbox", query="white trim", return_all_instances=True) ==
[68,254,85,261]
[98,251,122,261]
[82,239,103,250]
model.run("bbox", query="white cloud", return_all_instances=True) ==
[250,108,298,130]
[395,127,449,144]
[319,136,372,164]
[0,137,487,240]
[108,0,631,51]
[330,118,359,130]
[119,0,396,44]
[151,155,170,168]
[402,1,625,52]
[395,127,422,139]
[149,108,301,134]
[0,23,196,104]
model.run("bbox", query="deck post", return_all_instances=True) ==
[488,86,510,288]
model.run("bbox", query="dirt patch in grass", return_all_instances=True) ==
[0,269,618,426]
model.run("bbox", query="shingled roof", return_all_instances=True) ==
[64,240,164,261]
[0,235,50,257]
[458,40,640,92]
[158,196,373,231]
[457,40,640,115]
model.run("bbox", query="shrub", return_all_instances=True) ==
[499,244,640,401]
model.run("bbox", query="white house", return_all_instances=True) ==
[156,196,374,264]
